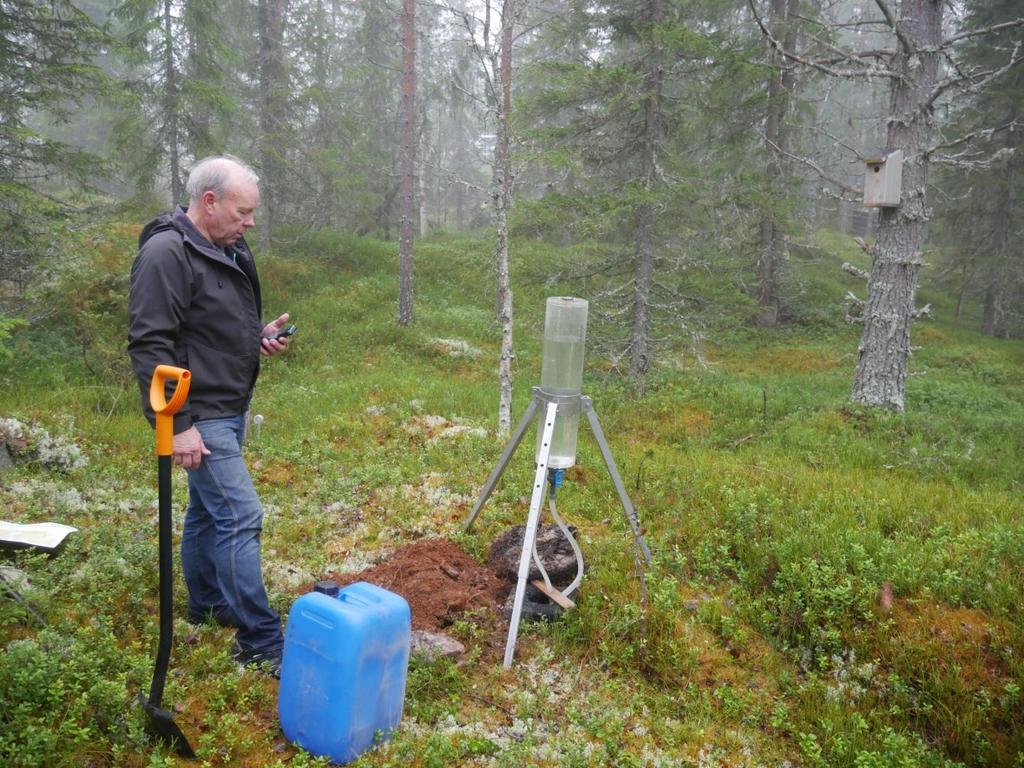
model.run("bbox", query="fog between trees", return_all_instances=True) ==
[2,0,1021,408]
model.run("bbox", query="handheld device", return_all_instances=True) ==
[271,324,297,341]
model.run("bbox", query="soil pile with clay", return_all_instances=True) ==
[327,539,510,632]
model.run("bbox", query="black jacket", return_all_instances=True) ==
[128,207,264,433]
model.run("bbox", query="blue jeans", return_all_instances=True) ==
[181,416,283,659]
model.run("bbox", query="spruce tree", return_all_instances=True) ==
[0,0,107,321]
[521,0,764,390]
[934,0,1024,338]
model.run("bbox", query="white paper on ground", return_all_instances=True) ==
[0,521,78,550]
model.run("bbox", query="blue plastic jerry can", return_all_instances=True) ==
[278,581,412,764]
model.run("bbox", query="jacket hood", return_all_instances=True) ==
[138,212,179,249]
[138,206,249,269]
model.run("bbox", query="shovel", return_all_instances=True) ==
[138,364,197,759]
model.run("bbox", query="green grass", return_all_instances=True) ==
[1,220,1022,766]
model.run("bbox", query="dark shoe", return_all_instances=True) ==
[231,640,282,679]
[186,607,238,628]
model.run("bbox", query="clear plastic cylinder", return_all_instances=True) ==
[536,297,588,469]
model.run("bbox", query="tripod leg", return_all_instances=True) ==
[583,398,653,565]
[504,401,558,668]
[464,397,540,532]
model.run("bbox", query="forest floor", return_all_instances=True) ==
[1,224,1022,767]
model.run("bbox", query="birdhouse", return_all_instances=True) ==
[863,149,903,208]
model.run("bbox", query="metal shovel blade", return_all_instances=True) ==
[138,692,197,758]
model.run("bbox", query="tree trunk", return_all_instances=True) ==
[163,0,182,205]
[756,0,797,325]
[419,131,429,237]
[186,13,211,157]
[851,0,941,411]
[314,0,335,227]
[397,0,416,326]
[418,24,430,238]
[629,0,665,391]
[452,82,468,230]
[981,185,1013,336]
[981,282,1005,337]
[495,0,515,436]
[954,262,969,323]
[258,0,287,252]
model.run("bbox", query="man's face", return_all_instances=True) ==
[204,177,260,247]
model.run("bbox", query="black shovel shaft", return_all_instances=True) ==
[149,454,174,708]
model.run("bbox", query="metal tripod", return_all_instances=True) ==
[464,387,652,667]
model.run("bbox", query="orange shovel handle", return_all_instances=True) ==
[149,365,191,456]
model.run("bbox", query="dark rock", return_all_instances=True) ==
[0,444,13,472]
[502,583,565,623]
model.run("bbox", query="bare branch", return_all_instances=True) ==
[939,17,1024,50]
[853,236,874,257]
[874,0,917,57]
[941,48,971,85]
[366,55,403,75]
[792,12,889,32]
[818,48,895,65]
[812,123,872,162]
[911,303,932,320]
[932,145,1016,170]
[794,15,895,66]
[842,261,871,281]
[929,41,1024,107]
[845,291,865,324]
[928,120,1021,155]
[747,0,898,80]
[822,186,866,205]
[765,136,862,196]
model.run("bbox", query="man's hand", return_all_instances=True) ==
[260,312,291,357]
[173,426,211,469]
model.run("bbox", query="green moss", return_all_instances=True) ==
[1,221,1021,766]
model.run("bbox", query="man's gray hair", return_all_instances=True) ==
[185,156,260,201]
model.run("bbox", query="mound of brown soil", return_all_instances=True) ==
[326,539,510,632]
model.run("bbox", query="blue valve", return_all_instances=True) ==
[548,468,565,496]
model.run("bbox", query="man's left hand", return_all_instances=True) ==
[260,313,291,357]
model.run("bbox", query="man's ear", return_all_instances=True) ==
[201,190,218,210]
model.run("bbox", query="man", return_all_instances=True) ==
[128,156,290,676]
